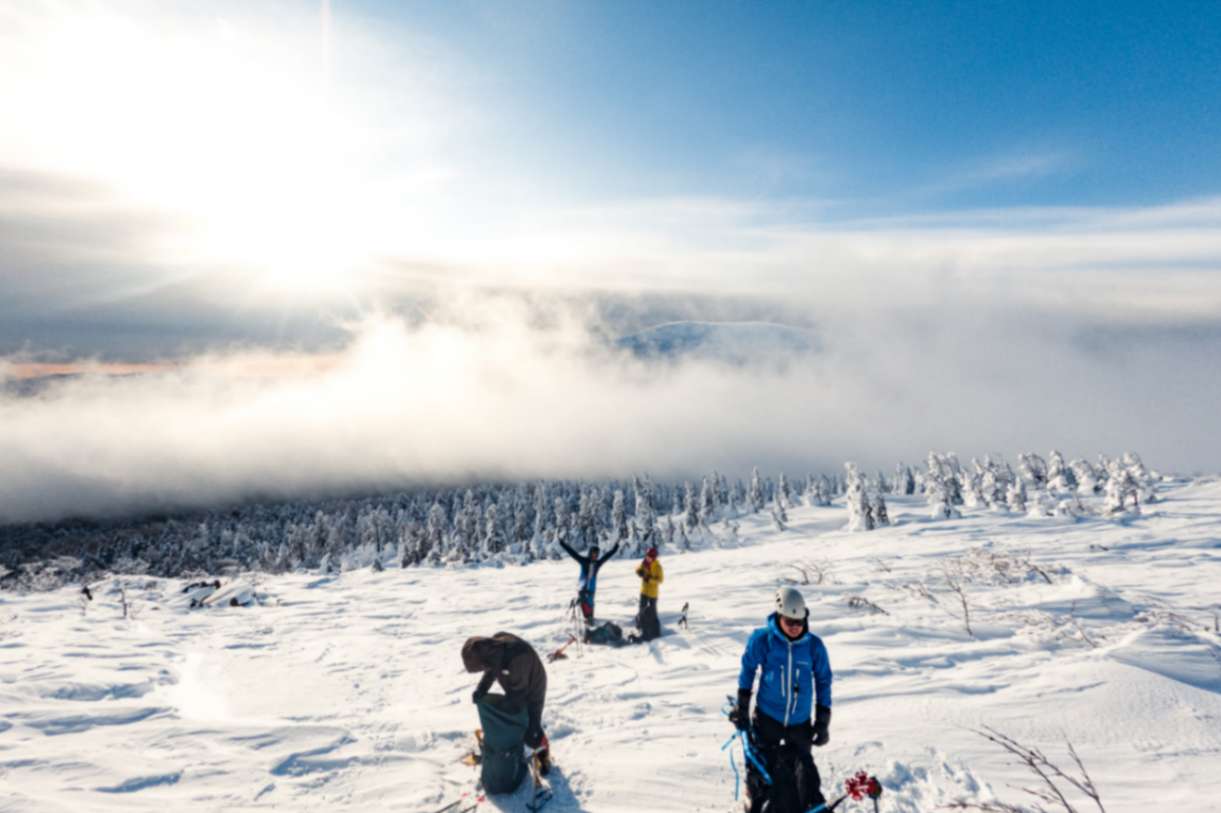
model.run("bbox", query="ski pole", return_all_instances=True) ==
[720,732,744,799]
[738,730,773,785]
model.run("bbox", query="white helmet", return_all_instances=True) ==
[775,586,807,621]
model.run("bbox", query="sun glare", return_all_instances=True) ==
[5,8,382,301]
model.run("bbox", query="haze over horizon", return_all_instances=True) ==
[2,1,1219,521]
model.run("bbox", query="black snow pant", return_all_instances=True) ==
[636,595,660,641]
[745,711,824,813]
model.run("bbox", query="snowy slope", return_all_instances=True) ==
[2,481,1220,812]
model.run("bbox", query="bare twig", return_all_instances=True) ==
[943,563,973,637]
[1068,601,1098,649]
[905,581,940,604]
[1024,559,1054,585]
[847,595,890,615]
[788,559,828,586]
[950,726,1106,813]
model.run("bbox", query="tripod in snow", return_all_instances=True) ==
[547,598,585,662]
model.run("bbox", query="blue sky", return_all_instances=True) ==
[364,0,1221,213]
[2,1,1221,515]
[1,0,1218,340]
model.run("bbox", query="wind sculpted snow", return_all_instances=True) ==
[1,480,1220,811]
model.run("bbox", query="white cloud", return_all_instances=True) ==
[2,296,1218,524]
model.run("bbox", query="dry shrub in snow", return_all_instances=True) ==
[949,726,1105,813]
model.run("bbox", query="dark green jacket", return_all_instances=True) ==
[462,632,547,734]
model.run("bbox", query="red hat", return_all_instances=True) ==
[645,546,658,559]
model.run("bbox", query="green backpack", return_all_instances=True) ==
[474,694,528,794]
[585,620,625,646]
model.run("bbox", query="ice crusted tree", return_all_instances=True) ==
[1123,451,1158,504]
[1006,479,1027,513]
[1070,458,1102,495]
[979,457,1007,509]
[748,467,766,513]
[964,458,987,508]
[553,495,569,545]
[872,492,890,526]
[1105,458,1141,515]
[680,481,698,531]
[896,463,916,495]
[633,476,657,550]
[700,476,718,524]
[480,503,501,559]
[810,474,833,507]
[425,501,448,565]
[1017,452,1048,489]
[771,486,789,530]
[1047,450,1078,494]
[926,453,962,520]
[845,463,875,531]
[610,489,627,544]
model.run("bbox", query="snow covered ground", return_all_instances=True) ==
[3,479,1220,812]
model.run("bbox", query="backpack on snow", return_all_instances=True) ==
[584,620,624,646]
[474,694,528,794]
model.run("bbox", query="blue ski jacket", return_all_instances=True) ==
[738,612,832,726]
[559,540,620,595]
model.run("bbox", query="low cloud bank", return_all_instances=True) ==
[2,298,1218,524]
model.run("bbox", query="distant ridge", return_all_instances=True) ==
[615,320,816,364]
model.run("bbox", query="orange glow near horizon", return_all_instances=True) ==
[7,355,343,382]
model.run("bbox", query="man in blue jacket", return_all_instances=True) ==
[558,539,620,624]
[731,586,832,813]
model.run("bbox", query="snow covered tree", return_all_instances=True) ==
[773,487,788,525]
[980,459,1006,509]
[1018,453,1048,488]
[662,514,676,548]
[480,503,501,559]
[964,459,987,508]
[872,493,890,526]
[748,467,766,513]
[700,476,718,524]
[1105,458,1141,515]
[683,481,700,531]
[610,489,627,543]
[1006,479,1027,514]
[926,453,962,520]
[896,463,916,495]
[845,463,875,531]
[633,476,657,551]
[1047,450,1078,494]
[1123,452,1157,504]
[1070,458,1101,495]
[810,475,832,507]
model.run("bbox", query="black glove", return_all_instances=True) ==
[729,689,751,731]
[472,688,487,705]
[813,705,831,747]
[524,726,544,749]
